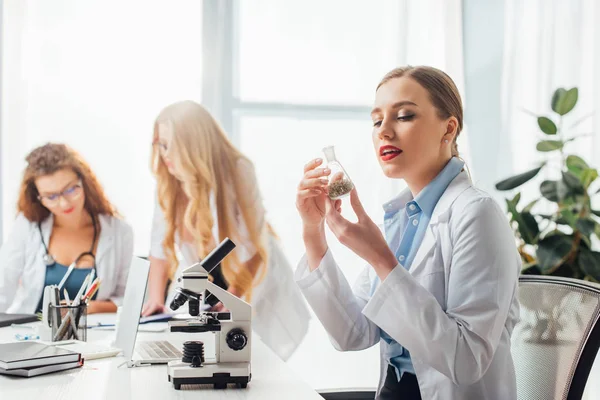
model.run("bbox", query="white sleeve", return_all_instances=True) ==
[149,196,167,260]
[362,198,520,385]
[295,249,381,351]
[0,214,30,312]
[109,220,134,306]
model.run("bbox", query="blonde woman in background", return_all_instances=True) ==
[142,100,310,360]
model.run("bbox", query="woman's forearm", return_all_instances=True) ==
[148,257,169,302]
[303,222,328,271]
[87,300,117,314]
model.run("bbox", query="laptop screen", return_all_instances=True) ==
[114,257,150,359]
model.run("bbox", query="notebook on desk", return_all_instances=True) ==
[0,342,81,370]
[0,313,39,328]
[0,341,83,378]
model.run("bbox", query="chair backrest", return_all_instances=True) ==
[512,275,600,400]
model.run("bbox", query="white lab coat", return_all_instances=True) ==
[150,159,310,361]
[295,171,521,399]
[0,213,134,313]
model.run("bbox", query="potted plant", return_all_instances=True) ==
[496,87,600,283]
[495,87,597,397]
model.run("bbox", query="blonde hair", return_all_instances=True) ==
[378,66,463,158]
[151,101,268,300]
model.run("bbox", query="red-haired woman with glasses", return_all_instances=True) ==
[0,143,133,314]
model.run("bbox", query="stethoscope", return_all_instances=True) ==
[38,215,98,285]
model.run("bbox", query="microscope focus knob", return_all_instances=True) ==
[226,328,248,351]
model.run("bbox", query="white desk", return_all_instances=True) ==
[0,324,323,400]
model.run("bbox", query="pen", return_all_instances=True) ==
[82,279,101,302]
[11,323,35,330]
[64,290,80,340]
[57,263,76,291]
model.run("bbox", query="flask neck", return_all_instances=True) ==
[322,146,337,163]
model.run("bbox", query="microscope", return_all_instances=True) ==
[167,238,252,390]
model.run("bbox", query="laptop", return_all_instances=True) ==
[54,256,182,365]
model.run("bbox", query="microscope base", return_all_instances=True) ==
[168,361,251,390]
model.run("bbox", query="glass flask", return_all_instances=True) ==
[322,145,354,200]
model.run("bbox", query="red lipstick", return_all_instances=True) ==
[379,145,402,161]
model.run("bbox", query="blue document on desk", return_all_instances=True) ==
[87,313,174,328]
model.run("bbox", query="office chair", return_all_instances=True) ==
[318,276,600,400]
[512,275,600,400]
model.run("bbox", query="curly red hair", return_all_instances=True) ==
[18,143,117,223]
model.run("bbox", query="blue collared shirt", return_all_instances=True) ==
[373,157,465,381]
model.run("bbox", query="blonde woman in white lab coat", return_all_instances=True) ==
[295,66,521,399]
[142,101,310,361]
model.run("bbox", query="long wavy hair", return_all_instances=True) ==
[151,101,268,300]
[18,143,117,223]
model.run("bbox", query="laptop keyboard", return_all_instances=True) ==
[135,341,182,360]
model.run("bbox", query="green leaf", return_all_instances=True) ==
[567,155,589,170]
[557,209,577,227]
[552,88,567,113]
[538,117,558,135]
[520,212,540,244]
[581,168,599,189]
[523,199,539,213]
[505,200,539,244]
[577,219,596,237]
[595,220,600,238]
[537,140,564,152]
[562,171,584,193]
[555,88,579,116]
[511,192,521,206]
[581,234,592,249]
[567,155,589,177]
[496,166,544,191]
[537,235,574,273]
[540,180,569,203]
[578,247,600,281]
[592,210,600,218]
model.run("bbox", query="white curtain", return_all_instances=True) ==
[502,1,600,398]
[501,0,600,206]
[236,0,466,389]
[1,0,204,254]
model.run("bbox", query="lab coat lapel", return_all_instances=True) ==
[94,215,113,266]
[40,214,54,257]
[408,171,472,275]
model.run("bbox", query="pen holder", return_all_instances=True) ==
[50,302,88,342]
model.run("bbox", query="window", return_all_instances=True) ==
[1,0,203,253]
[229,0,466,389]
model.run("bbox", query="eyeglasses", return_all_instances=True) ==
[38,181,83,206]
[153,141,169,156]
